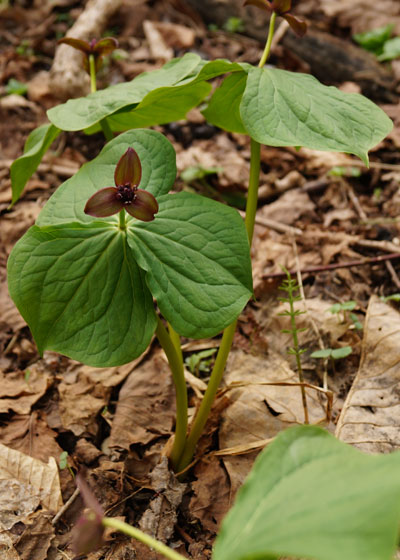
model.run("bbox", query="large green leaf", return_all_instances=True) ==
[10,123,61,205]
[240,67,393,164]
[7,222,156,367]
[128,192,253,338]
[214,425,400,560]
[104,81,211,132]
[47,56,247,132]
[202,72,247,134]
[37,129,176,226]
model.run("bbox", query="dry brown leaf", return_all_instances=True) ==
[0,532,19,560]
[320,0,400,34]
[109,349,176,449]
[0,412,63,465]
[0,443,62,512]
[336,295,400,452]
[218,348,327,493]
[259,189,315,225]
[143,20,174,60]
[14,511,55,560]
[0,366,52,415]
[189,457,231,533]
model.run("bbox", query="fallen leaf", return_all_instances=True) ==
[14,511,55,560]
[109,349,176,449]
[336,295,400,452]
[0,366,52,415]
[0,443,62,512]
[259,190,315,225]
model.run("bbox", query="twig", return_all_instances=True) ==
[262,252,400,280]
[52,487,80,525]
[239,210,302,235]
[385,260,400,289]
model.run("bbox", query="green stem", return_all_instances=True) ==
[155,317,188,470]
[119,209,126,230]
[168,322,183,365]
[288,292,309,424]
[258,11,277,68]
[102,518,186,560]
[176,320,237,472]
[89,54,97,93]
[88,53,113,142]
[175,12,278,473]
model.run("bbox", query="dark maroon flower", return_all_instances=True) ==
[58,36,118,73]
[84,147,159,221]
[244,0,307,36]
[72,474,105,555]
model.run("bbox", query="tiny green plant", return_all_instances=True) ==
[184,348,218,377]
[59,451,75,478]
[5,78,28,96]
[353,24,400,62]
[311,345,353,375]
[278,268,309,423]
[328,300,363,330]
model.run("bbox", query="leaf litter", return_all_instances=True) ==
[1,0,400,557]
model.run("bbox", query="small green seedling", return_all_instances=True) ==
[5,78,28,96]
[328,166,361,178]
[223,17,245,33]
[311,346,352,374]
[353,24,400,61]
[59,451,75,478]
[328,300,362,330]
[381,293,400,303]
[184,348,218,377]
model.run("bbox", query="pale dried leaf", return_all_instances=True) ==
[0,443,62,512]
[336,295,400,452]
[0,532,19,560]
[0,366,52,415]
[260,190,315,225]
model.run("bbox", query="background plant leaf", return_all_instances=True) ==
[214,425,400,560]
[7,222,156,367]
[128,192,253,338]
[10,123,60,205]
[240,67,393,164]
[37,129,176,226]
[202,72,247,133]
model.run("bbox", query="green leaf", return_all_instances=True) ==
[128,192,253,338]
[378,37,400,61]
[10,123,61,205]
[7,222,156,367]
[353,24,394,54]
[311,348,332,359]
[240,67,393,165]
[48,56,248,133]
[106,81,211,132]
[331,346,352,360]
[37,129,176,226]
[202,72,247,133]
[214,425,400,560]
[47,53,202,131]
[6,78,28,96]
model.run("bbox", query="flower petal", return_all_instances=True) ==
[72,512,105,555]
[126,189,158,222]
[272,0,291,14]
[114,147,142,188]
[58,37,92,54]
[84,187,123,217]
[93,37,119,57]
[283,13,307,36]
[244,0,271,11]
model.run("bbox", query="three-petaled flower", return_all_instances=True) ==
[72,474,105,555]
[84,147,159,222]
[244,0,307,36]
[58,36,118,74]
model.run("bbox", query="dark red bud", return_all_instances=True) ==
[57,37,92,54]
[114,147,142,188]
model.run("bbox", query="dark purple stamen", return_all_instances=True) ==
[116,184,136,204]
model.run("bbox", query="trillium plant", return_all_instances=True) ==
[8,1,400,559]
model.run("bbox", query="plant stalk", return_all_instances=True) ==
[175,10,278,472]
[287,295,309,424]
[119,209,126,230]
[88,54,113,142]
[102,517,186,560]
[155,317,188,470]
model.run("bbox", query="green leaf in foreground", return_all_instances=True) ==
[214,425,400,560]
[7,222,156,367]
[10,123,61,205]
[240,67,393,165]
[37,129,176,226]
[128,192,253,338]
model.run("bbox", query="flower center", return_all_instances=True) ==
[116,184,136,204]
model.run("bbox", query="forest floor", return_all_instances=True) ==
[1,0,400,559]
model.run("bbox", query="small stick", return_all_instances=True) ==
[262,252,400,280]
[239,210,302,235]
[52,487,80,525]
[385,260,400,289]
